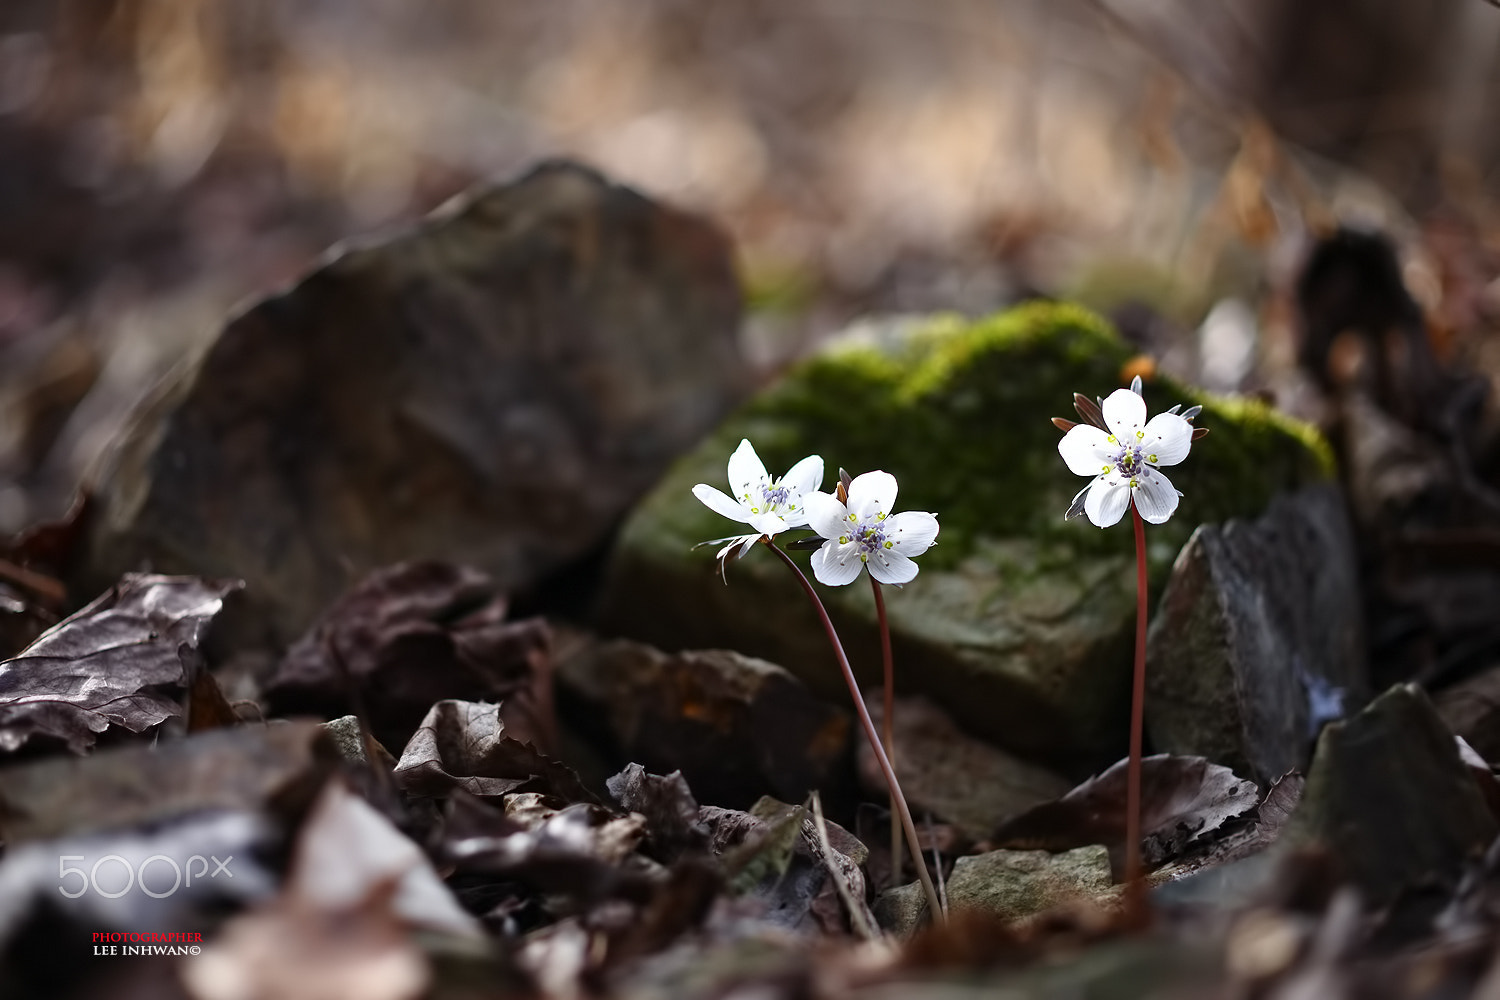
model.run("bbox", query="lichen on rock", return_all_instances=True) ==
[598,302,1331,769]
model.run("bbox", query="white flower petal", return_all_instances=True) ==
[886,510,939,556]
[1057,424,1115,477]
[1101,387,1147,440]
[748,510,788,537]
[693,484,751,525]
[1142,413,1192,467]
[727,439,768,500]
[802,491,849,540]
[781,454,825,499]
[868,548,918,585]
[1084,475,1132,527]
[848,470,898,521]
[1132,468,1180,523]
[812,540,865,586]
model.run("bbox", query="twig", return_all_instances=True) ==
[809,791,883,942]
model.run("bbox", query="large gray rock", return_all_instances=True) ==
[79,161,747,645]
[1145,483,1366,784]
[598,304,1332,768]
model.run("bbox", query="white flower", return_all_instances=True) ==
[1058,385,1194,527]
[802,471,939,586]
[693,439,824,568]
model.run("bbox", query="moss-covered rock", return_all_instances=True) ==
[597,303,1331,768]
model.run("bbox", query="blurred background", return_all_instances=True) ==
[0,0,1498,535]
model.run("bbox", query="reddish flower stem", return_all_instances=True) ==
[871,576,902,889]
[1126,501,1149,919]
[767,540,945,924]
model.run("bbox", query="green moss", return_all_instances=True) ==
[722,301,1330,581]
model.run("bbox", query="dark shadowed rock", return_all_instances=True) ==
[857,697,1069,841]
[555,636,851,810]
[1284,684,1496,905]
[1145,483,1367,784]
[78,160,747,646]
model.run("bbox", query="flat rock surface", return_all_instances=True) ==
[1145,483,1367,784]
[946,845,1113,920]
[78,160,746,645]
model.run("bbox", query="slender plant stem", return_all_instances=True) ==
[767,540,946,923]
[871,576,904,890]
[1126,502,1149,918]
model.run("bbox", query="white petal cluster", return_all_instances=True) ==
[802,471,939,586]
[693,439,823,565]
[1057,386,1193,527]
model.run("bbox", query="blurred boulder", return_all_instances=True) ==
[77,160,747,646]
[556,635,850,810]
[598,303,1332,767]
[1145,483,1366,785]
[858,697,1069,842]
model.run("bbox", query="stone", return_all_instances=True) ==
[77,160,747,646]
[876,844,1113,934]
[1145,483,1367,785]
[555,635,851,810]
[858,696,1069,841]
[598,304,1332,767]
[872,881,928,937]
[1283,684,1496,905]
[320,715,397,770]
[946,845,1113,921]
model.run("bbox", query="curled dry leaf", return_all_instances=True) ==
[265,562,551,752]
[992,754,1261,872]
[605,763,709,862]
[0,574,241,755]
[393,699,595,804]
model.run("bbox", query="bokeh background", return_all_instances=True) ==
[1,0,1498,535]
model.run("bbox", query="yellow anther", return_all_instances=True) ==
[1136,430,1144,439]
[1148,454,1157,463]
[1129,478,1139,488]
[839,535,849,544]
[1107,435,1116,444]
[1101,465,1110,473]
[751,507,759,513]
[860,554,868,563]
[876,512,886,521]
[884,540,893,549]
